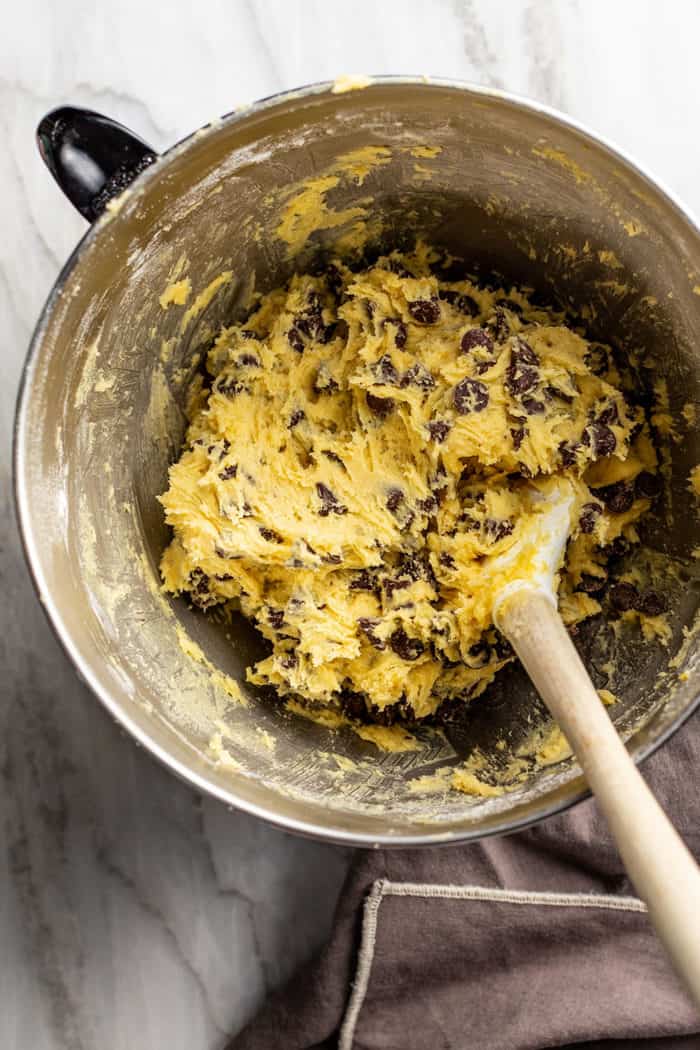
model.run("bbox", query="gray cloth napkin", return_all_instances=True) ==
[229,714,700,1050]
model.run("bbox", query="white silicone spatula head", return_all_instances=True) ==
[490,478,576,630]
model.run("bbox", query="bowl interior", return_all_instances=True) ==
[17,81,700,843]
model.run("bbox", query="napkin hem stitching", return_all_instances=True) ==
[380,881,647,910]
[338,878,646,1049]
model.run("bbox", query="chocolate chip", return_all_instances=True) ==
[635,471,662,500]
[439,552,455,568]
[288,409,305,428]
[218,464,238,480]
[297,294,325,339]
[576,572,607,595]
[190,568,209,595]
[597,402,619,426]
[384,576,410,599]
[511,426,526,450]
[506,342,540,396]
[321,553,342,564]
[287,326,304,353]
[237,352,261,367]
[454,377,489,414]
[349,569,376,591]
[610,581,639,612]
[506,367,538,396]
[460,328,494,354]
[460,513,479,531]
[386,487,404,512]
[321,450,346,470]
[559,441,581,468]
[579,502,602,534]
[267,609,285,629]
[259,526,283,543]
[596,480,634,514]
[485,518,514,541]
[637,589,667,616]
[387,319,407,348]
[340,689,369,721]
[402,363,435,390]
[189,568,216,608]
[280,652,298,670]
[372,695,415,726]
[389,627,424,661]
[521,396,545,415]
[456,294,479,317]
[295,317,315,339]
[489,305,511,342]
[416,495,438,513]
[544,384,574,404]
[588,423,617,457]
[408,297,440,324]
[214,573,234,581]
[426,420,451,442]
[513,338,538,366]
[216,378,245,397]
[496,297,523,315]
[357,617,386,650]
[493,634,514,659]
[240,330,261,341]
[369,701,409,727]
[376,354,400,386]
[468,640,491,666]
[442,290,479,317]
[366,393,395,417]
[401,553,426,581]
[316,482,348,516]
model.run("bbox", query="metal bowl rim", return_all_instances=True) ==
[14,75,700,847]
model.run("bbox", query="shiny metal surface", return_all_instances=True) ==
[14,79,700,846]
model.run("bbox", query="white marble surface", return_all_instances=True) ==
[2,1,700,1046]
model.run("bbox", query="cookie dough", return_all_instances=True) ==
[159,246,659,723]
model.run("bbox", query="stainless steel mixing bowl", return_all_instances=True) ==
[14,79,700,846]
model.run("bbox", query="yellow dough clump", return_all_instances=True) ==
[159,247,658,722]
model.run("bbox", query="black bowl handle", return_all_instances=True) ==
[37,106,158,223]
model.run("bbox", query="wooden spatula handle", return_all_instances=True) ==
[499,589,700,1006]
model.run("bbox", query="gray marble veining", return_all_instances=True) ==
[2,1,699,1046]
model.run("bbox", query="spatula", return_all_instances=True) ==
[490,479,700,1006]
